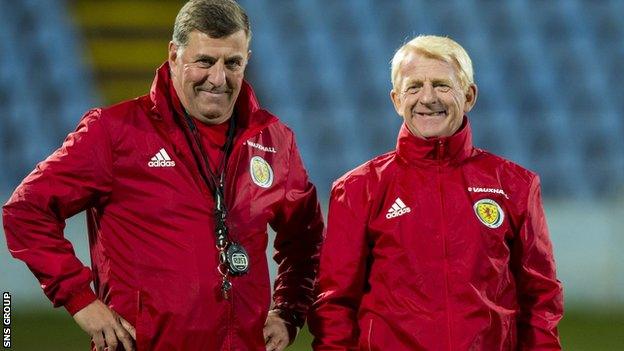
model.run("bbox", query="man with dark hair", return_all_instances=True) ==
[2,1,324,350]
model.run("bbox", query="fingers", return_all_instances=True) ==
[263,324,270,343]
[114,324,135,351]
[99,318,135,351]
[92,331,106,351]
[73,301,136,351]
[276,338,288,351]
[265,335,288,351]
[265,336,277,351]
[264,311,290,351]
[103,327,119,351]
[264,325,288,351]
[119,316,136,340]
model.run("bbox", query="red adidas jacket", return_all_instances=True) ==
[3,63,324,350]
[309,119,563,350]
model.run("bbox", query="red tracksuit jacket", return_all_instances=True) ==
[309,119,563,350]
[3,63,324,350]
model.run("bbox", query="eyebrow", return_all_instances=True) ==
[404,78,453,86]
[194,54,245,62]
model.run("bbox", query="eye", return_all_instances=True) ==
[195,58,215,67]
[404,85,420,95]
[434,84,451,92]
[225,59,243,71]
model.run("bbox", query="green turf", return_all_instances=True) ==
[559,309,624,351]
[8,308,623,350]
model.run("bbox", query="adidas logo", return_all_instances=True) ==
[386,197,411,219]
[148,148,176,167]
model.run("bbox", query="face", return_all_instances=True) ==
[390,51,477,139]
[169,30,250,124]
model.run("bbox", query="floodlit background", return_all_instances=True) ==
[1,0,623,350]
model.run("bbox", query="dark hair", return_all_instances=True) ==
[172,0,251,47]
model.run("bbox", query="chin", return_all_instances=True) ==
[203,115,227,123]
[410,124,442,138]
[197,107,224,118]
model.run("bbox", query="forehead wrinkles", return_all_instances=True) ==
[181,31,248,56]
[399,55,459,88]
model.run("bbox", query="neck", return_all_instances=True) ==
[192,112,232,125]
[395,117,473,166]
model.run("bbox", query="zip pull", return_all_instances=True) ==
[437,139,445,159]
[221,278,232,299]
[215,182,227,216]
[215,189,223,211]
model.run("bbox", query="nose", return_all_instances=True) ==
[207,60,226,88]
[419,82,437,105]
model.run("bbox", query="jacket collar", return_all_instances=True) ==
[395,116,474,167]
[148,61,276,130]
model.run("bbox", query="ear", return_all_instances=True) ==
[168,41,179,73]
[243,50,252,71]
[390,88,402,116]
[463,83,478,113]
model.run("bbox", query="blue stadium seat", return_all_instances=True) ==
[1,0,622,199]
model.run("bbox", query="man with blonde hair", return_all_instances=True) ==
[309,35,563,350]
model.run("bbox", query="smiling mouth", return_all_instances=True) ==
[414,110,447,117]
[197,90,230,98]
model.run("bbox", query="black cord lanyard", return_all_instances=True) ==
[183,113,249,299]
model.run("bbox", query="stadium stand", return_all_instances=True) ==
[241,0,624,199]
[0,0,622,200]
[0,0,96,191]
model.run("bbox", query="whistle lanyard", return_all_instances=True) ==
[183,113,249,299]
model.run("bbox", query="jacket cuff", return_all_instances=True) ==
[64,286,97,315]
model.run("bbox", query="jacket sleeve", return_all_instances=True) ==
[511,176,564,350]
[270,134,324,330]
[2,109,113,315]
[308,177,370,350]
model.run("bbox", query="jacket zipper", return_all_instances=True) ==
[184,117,220,192]
[437,140,453,351]
[180,116,237,349]
[182,116,275,350]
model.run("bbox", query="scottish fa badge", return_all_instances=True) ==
[250,156,273,188]
[473,198,504,228]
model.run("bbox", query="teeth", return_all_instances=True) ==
[417,111,445,116]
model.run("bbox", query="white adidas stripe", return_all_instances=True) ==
[160,148,172,160]
[151,149,172,161]
[395,198,407,208]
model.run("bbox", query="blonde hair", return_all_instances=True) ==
[390,35,474,91]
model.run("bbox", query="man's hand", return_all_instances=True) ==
[72,300,136,351]
[263,310,291,351]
